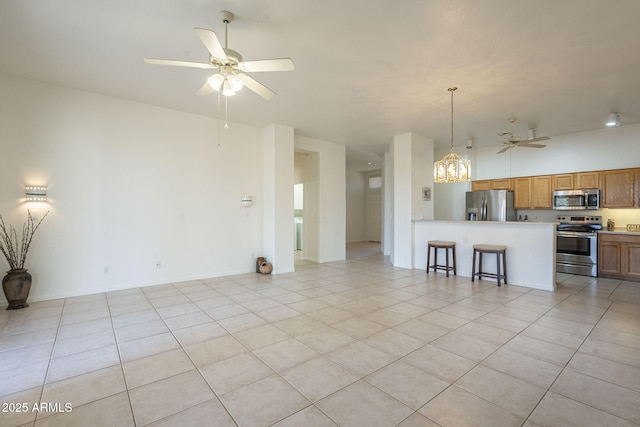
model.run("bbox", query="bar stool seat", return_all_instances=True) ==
[472,244,507,286]
[427,240,457,277]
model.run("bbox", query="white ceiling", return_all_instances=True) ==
[2,0,640,171]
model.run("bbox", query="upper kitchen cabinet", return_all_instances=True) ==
[575,171,600,189]
[553,172,599,190]
[490,178,513,190]
[553,174,575,190]
[602,168,637,208]
[471,180,491,191]
[532,175,552,208]
[513,177,531,209]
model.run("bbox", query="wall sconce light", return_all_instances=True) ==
[241,194,253,207]
[25,186,47,202]
[606,112,620,127]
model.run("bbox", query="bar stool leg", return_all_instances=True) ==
[426,245,431,274]
[471,248,477,282]
[434,248,438,274]
[451,245,458,276]
[496,251,502,287]
[502,250,508,285]
[452,245,457,275]
[445,247,450,277]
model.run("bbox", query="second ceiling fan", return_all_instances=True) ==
[498,117,550,153]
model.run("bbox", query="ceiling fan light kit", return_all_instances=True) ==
[434,87,471,184]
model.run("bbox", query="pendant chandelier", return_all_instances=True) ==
[434,87,471,183]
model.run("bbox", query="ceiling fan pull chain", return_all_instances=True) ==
[215,90,222,151]
[224,95,229,129]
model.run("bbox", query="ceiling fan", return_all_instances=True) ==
[144,10,294,100]
[497,117,550,153]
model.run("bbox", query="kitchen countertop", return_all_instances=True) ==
[412,219,558,225]
[598,228,640,236]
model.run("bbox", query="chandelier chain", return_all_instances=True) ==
[448,87,457,152]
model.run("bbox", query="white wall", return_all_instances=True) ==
[390,134,414,268]
[410,134,435,221]
[294,135,346,263]
[298,151,319,262]
[263,124,295,274]
[0,74,266,302]
[388,133,434,268]
[474,124,640,179]
[346,170,366,243]
[383,151,393,255]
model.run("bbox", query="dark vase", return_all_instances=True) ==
[2,269,32,310]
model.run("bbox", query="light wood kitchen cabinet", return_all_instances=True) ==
[471,180,491,191]
[599,233,640,282]
[575,171,600,189]
[490,178,513,190]
[553,174,575,190]
[513,177,531,209]
[532,175,552,208]
[601,168,637,208]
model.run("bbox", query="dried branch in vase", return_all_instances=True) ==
[0,210,50,271]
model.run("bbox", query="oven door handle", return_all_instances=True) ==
[557,231,597,238]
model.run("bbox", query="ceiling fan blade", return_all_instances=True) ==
[237,73,276,100]
[498,145,512,154]
[526,136,551,143]
[194,28,227,61]
[519,143,546,148]
[239,58,295,72]
[144,58,212,69]
[197,81,215,96]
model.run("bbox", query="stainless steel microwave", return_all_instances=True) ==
[552,189,600,210]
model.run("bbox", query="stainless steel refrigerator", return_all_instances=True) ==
[465,190,516,221]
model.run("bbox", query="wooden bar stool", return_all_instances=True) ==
[426,240,457,277]
[472,244,507,286]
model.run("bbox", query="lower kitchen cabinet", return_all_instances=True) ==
[598,233,640,282]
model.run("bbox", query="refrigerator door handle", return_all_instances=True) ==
[484,197,488,220]
[481,197,486,221]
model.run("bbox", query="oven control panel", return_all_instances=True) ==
[556,215,601,225]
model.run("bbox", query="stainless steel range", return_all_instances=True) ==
[556,215,602,277]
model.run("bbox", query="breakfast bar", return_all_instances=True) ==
[413,220,557,291]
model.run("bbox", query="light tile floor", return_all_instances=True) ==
[1,242,640,426]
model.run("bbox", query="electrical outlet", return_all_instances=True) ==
[104,266,109,274]
[155,260,161,269]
